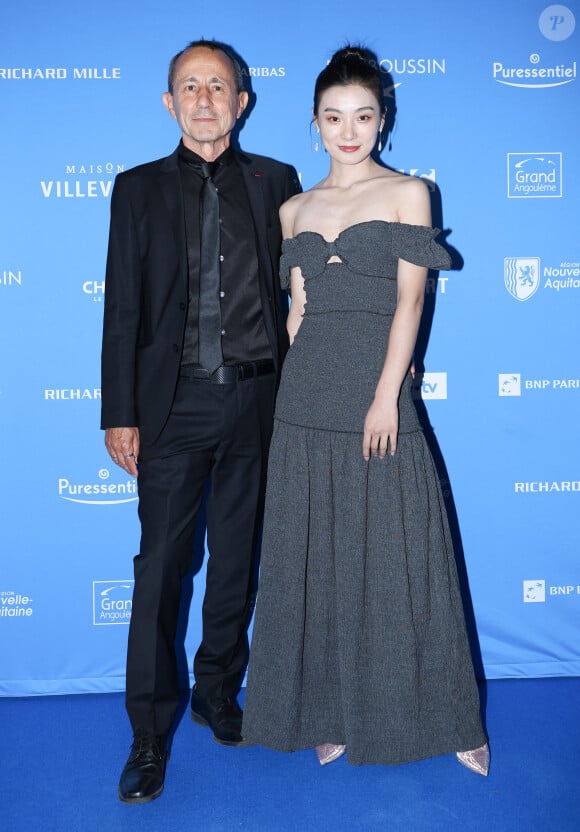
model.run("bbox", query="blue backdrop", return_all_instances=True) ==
[1,0,579,695]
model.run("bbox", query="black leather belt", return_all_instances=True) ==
[180,360,275,384]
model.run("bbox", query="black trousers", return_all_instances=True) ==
[125,372,277,737]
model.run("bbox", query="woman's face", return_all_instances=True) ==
[314,84,384,165]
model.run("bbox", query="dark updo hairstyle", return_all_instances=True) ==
[313,45,386,116]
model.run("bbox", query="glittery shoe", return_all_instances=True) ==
[456,743,490,776]
[315,743,346,766]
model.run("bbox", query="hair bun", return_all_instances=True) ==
[313,43,385,117]
[329,45,377,68]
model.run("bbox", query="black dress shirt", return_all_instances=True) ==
[178,142,272,367]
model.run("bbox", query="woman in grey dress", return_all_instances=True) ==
[242,46,489,775]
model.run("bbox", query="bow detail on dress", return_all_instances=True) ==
[280,220,451,288]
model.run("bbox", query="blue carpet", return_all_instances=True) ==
[1,679,578,831]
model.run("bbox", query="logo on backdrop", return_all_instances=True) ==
[0,67,121,81]
[379,57,446,78]
[539,5,576,41]
[507,153,562,198]
[92,581,133,625]
[523,579,580,602]
[493,53,576,88]
[504,256,580,299]
[44,387,101,401]
[504,257,540,301]
[544,260,580,291]
[523,580,546,602]
[82,279,105,302]
[0,590,33,618]
[1,269,22,288]
[498,374,521,396]
[498,373,578,396]
[242,66,285,78]
[515,480,580,493]
[58,468,138,505]
[419,372,447,400]
[425,274,449,295]
[40,161,124,200]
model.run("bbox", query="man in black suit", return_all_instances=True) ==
[101,39,300,804]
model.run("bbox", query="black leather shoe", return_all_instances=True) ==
[190,685,249,747]
[118,729,168,804]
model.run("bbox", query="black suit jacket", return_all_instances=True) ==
[101,146,301,444]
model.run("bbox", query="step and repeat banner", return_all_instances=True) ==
[1,1,579,694]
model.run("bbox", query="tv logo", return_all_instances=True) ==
[523,580,545,603]
[498,374,521,397]
[420,372,447,400]
[504,257,540,301]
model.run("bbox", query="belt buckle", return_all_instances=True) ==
[210,365,238,384]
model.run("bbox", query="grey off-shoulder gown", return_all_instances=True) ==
[242,221,486,766]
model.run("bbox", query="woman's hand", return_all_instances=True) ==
[363,398,399,460]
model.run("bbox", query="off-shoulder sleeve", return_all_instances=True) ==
[391,224,452,271]
[279,234,330,288]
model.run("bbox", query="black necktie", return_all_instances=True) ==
[198,161,223,373]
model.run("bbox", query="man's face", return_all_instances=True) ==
[163,47,248,160]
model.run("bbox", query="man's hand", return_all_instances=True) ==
[105,427,140,477]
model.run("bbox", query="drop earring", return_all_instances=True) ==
[313,126,320,153]
[378,135,383,153]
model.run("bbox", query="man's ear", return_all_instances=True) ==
[237,90,249,118]
[162,92,176,119]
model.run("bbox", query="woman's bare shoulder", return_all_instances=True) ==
[280,189,322,236]
[375,167,427,190]
[280,190,308,218]
[375,170,431,224]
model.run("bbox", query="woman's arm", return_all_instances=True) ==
[280,199,307,345]
[362,177,431,460]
